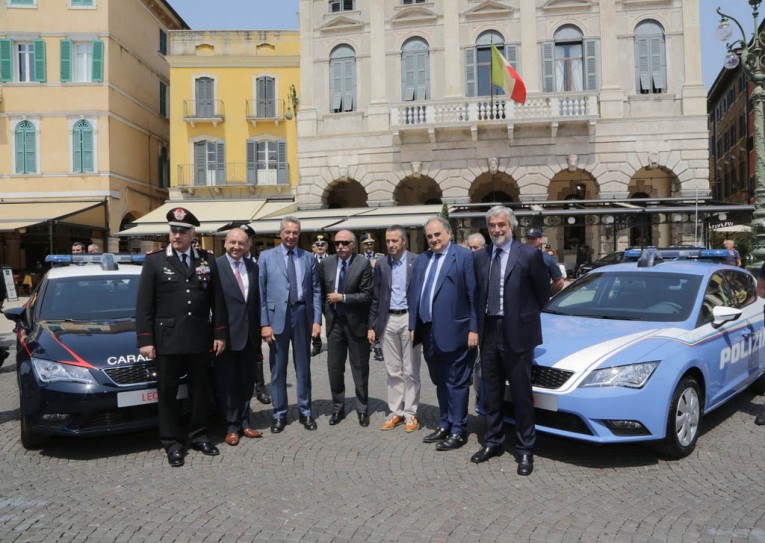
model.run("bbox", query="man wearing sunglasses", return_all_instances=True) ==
[318,231,373,427]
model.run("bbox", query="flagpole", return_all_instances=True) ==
[490,43,494,119]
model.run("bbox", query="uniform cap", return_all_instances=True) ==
[526,228,543,239]
[166,207,200,229]
[313,234,327,245]
[360,233,375,244]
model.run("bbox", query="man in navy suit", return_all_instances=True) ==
[258,216,322,433]
[409,216,478,451]
[471,206,550,475]
[215,227,264,446]
[368,225,421,433]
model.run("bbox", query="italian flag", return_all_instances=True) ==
[491,44,526,104]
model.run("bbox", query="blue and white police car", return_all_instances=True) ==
[507,248,765,458]
[3,254,186,449]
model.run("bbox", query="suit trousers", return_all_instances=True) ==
[215,340,256,434]
[421,323,476,436]
[269,302,312,420]
[327,313,370,414]
[481,316,535,454]
[157,352,210,453]
[382,312,421,417]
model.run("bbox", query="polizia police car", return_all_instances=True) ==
[497,248,765,458]
[3,254,186,449]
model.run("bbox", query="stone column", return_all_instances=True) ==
[443,1,461,98]
[519,0,539,93]
[367,1,389,131]
[681,0,707,115]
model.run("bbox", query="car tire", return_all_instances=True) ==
[654,376,703,459]
[20,415,48,449]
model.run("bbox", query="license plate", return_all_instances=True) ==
[117,384,188,408]
[504,386,558,412]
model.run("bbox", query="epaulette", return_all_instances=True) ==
[146,248,164,255]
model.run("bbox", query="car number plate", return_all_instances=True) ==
[504,386,558,412]
[117,384,188,407]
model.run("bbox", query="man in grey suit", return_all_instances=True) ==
[259,216,322,433]
[319,230,373,427]
[368,225,421,433]
[215,227,264,447]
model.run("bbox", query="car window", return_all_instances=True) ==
[723,270,757,309]
[697,272,733,327]
[39,276,138,321]
[600,252,623,264]
[545,271,701,322]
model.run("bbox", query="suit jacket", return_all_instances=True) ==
[318,254,372,338]
[474,239,551,353]
[258,244,322,336]
[368,250,416,338]
[216,255,261,351]
[408,243,477,353]
[136,246,227,355]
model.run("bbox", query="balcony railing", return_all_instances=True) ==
[390,92,598,129]
[177,162,289,187]
[245,99,287,126]
[183,100,225,127]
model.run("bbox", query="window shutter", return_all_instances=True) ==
[33,39,46,82]
[402,49,415,101]
[193,141,206,185]
[416,49,429,100]
[159,81,167,117]
[542,41,554,92]
[256,77,266,117]
[216,142,225,184]
[583,39,598,91]
[15,126,25,174]
[159,29,167,55]
[24,126,36,174]
[59,39,72,82]
[343,57,355,111]
[73,125,82,172]
[265,76,275,117]
[246,141,256,184]
[635,36,650,92]
[91,39,104,82]
[505,44,519,71]
[330,58,343,111]
[277,140,287,184]
[82,123,93,172]
[464,47,476,97]
[0,39,12,82]
[651,35,666,92]
[196,77,213,117]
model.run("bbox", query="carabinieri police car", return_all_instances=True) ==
[503,248,765,458]
[3,253,187,449]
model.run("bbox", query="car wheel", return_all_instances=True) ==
[654,376,703,459]
[20,415,48,449]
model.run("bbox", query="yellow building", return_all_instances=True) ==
[0,0,186,273]
[120,29,301,252]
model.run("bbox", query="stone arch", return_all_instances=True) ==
[394,176,442,205]
[547,169,599,201]
[469,171,519,203]
[324,179,368,208]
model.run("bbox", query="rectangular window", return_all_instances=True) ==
[17,43,34,82]
[69,0,94,6]
[159,81,167,117]
[402,0,425,3]
[247,140,287,185]
[60,39,102,83]
[193,141,225,186]
[9,0,35,5]
[159,29,167,56]
[329,0,353,12]
[73,42,92,82]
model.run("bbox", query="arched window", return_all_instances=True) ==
[542,25,597,92]
[401,37,429,101]
[72,119,93,173]
[15,120,36,174]
[465,31,519,97]
[634,20,666,94]
[329,45,356,112]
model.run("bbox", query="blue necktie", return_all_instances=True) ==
[487,248,502,316]
[287,249,298,304]
[335,259,347,316]
[419,253,442,323]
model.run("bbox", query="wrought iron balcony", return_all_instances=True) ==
[183,100,225,127]
[176,162,289,188]
[245,99,287,126]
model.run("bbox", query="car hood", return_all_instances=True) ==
[535,313,682,374]
[29,319,144,369]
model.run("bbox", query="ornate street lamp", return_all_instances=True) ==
[716,1,765,269]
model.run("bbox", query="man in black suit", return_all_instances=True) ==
[135,207,227,467]
[319,230,373,427]
[215,227,264,446]
[311,234,329,357]
[368,225,421,432]
[471,205,550,476]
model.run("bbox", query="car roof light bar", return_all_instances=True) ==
[624,248,732,263]
[45,253,145,266]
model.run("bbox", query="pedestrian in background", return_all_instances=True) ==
[311,234,329,357]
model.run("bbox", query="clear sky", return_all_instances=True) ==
[167,0,759,90]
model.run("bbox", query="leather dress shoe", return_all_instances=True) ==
[191,442,220,456]
[167,449,184,467]
[255,389,271,405]
[517,454,534,476]
[470,445,504,464]
[271,418,286,433]
[756,406,765,426]
[225,432,240,446]
[422,427,449,444]
[311,343,322,357]
[328,410,346,426]
[358,412,370,427]
[435,433,467,451]
[299,415,317,431]
[242,427,263,438]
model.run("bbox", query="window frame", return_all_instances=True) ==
[329,0,354,12]
[13,119,39,175]
[634,19,666,94]
[401,37,430,102]
[329,45,356,113]
[192,139,225,186]
[246,139,288,185]
[71,118,95,174]
[68,0,95,8]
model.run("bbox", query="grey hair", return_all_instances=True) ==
[386,225,407,243]
[424,215,452,234]
[467,233,486,247]
[485,205,518,230]
[280,215,301,231]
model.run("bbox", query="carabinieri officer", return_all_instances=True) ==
[135,207,228,467]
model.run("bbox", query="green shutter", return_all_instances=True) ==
[91,39,103,82]
[159,29,167,55]
[15,126,25,173]
[60,39,72,82]
[73,124,82,172]
[33,38,46,82]
[0,39,12,83]
[82,123,93,172]
[159,81,167,117]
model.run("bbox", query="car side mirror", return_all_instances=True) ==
[711,306,742,329]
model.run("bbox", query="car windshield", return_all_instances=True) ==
[38,275,138,321]
[544,271,702,322]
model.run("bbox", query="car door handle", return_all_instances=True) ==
[742,330,753,338]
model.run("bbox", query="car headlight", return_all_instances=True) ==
[32,357,97,384]
[579,361,659,389]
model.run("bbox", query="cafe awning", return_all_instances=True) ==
[0,200,107,232]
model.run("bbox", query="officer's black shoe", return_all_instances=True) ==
[755,406,765,426]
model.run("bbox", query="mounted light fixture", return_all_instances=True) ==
[285,84,299,120]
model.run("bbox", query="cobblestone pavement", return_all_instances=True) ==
[0,297,764,542]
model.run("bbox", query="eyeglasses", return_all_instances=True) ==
[334,240,353,246]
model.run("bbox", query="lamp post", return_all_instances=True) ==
[717,1,765,270]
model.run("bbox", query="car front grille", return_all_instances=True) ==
[503,401,593,436]
[532,366,574,390]
[81,404,159,429]
[103,361,158,386]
